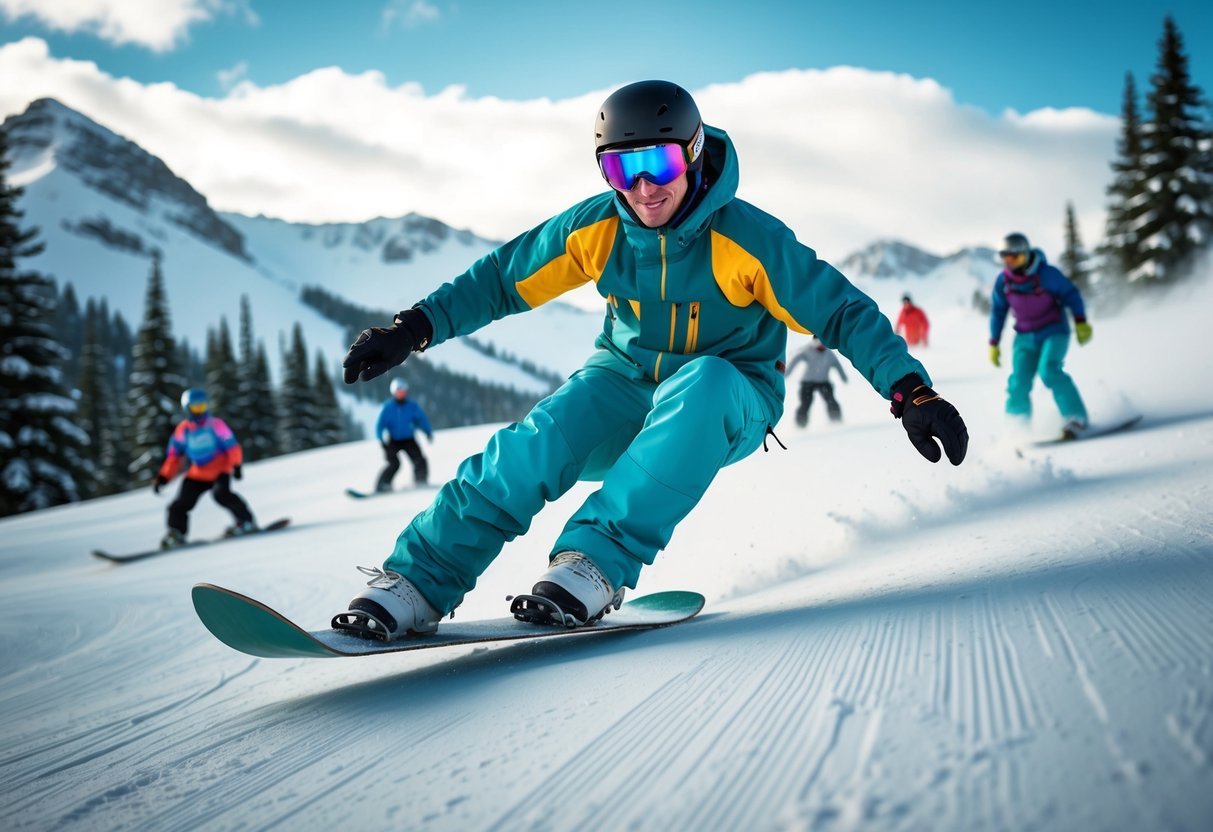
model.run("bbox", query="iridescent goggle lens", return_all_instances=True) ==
[188,403,208,414]
[598,143,689,191]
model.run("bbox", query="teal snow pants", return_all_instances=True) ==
[1006,331,1087,423]
[382,355,775,614]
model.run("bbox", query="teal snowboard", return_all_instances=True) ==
[192,583,705,659]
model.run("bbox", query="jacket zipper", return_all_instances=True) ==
[684,301,700,353]
[655,232,668,382]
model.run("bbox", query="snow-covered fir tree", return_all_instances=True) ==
[76,298,126,497]
[125,253,186,486]
[1135,16,1213,282]
[0,126,91,516]
[1103,72,1151,290]
[311,353,346,447]
[1060,202,1093,296]
[205,316,238,420]
[277,323,315,454]
[233,296,278,462]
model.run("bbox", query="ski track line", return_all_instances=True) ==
[1080,565,1213,675]
[59,707,467,831]
[488,623,878,831]
[1040,591,1147,789]
[1164,687,1210,768]
[1,662,265,823]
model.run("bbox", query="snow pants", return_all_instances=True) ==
[383,356,776,614]
[378,438,428,488]
[795,382,841,426]
[167,474,253,535]
[1006,332,1087,423]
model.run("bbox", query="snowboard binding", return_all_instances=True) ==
[509,593,619,628]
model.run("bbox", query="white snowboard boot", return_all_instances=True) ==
[512,551,625,627]
[332,566,442,641]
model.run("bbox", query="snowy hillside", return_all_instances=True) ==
[3,98,602,402]
[2,258,1211,830]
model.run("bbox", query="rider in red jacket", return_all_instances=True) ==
[895,294,929,347]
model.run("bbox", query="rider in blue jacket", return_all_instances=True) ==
[333,80,969,641]
[374,378,433,491]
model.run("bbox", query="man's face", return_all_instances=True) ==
[394,390,407,402]
[622,172,689,228]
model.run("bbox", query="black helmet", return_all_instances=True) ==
[999,232,1031,256]
[594,80,704,159]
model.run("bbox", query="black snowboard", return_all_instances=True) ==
[92,518,291,563]
[1031,415,1143,447]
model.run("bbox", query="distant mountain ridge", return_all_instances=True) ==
[838,238,999,282]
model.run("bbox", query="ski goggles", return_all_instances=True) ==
[187,402,209,415]
[999,251,1027,268]
[597,125,704,192]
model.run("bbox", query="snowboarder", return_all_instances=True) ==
[895,294,929,347]
[988,232,1092,437]
[334,79,969,641]
[154,388,257,549]
[785,336,848,426]
[375,378,433,491]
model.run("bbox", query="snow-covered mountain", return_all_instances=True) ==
[5,97,1020,424]
[2,98,602,414]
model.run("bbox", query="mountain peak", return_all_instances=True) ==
[3,97,251,262]
[838,239,944,279]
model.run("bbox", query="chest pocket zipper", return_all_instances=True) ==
[684,302,701,353]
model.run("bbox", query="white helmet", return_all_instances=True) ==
[389,378,409,396]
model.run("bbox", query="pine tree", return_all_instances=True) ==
[1103,72,1152,290]
[0,126,91,515]
[205,316,238,419]
[1060,202,1093,296]
[277,323,315,454]
[232,296,277,462]
[125,253,186,486]
[250,342,279,459]
[76,299,122,497]
[311,352,346,447]
[1136,16,1213,282]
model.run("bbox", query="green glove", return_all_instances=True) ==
[1075,321,1092,345]
[989,344,1001,367]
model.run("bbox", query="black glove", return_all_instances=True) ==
[889,373,968,465]
[153,474,168,494]
[233,464,243,480]
[342,307,433,384]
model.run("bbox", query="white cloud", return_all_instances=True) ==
[382,0,440,30]
[216,60,248,91]
[0,0,235,51]
[0,37,1118,260]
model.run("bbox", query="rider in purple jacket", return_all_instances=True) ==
[989,232,1092,436]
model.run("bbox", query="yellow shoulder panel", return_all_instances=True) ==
[516,217,618,308]
[710,230,811,334]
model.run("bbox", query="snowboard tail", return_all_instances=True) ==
[192,583,704,658]
[93,518,291,563]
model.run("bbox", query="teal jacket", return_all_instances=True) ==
[416,126,927,419]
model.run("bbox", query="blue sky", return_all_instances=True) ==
[0,0,1208,257]
[2,0,1209,117]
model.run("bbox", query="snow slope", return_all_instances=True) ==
[1,269,1212,831]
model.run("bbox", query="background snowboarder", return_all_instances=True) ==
[333,79,968,642]
[895,294,930,347]
[785,336,848,426]
[154,388,256,549]
[988,231,1092,438]
[374,378,433,491]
